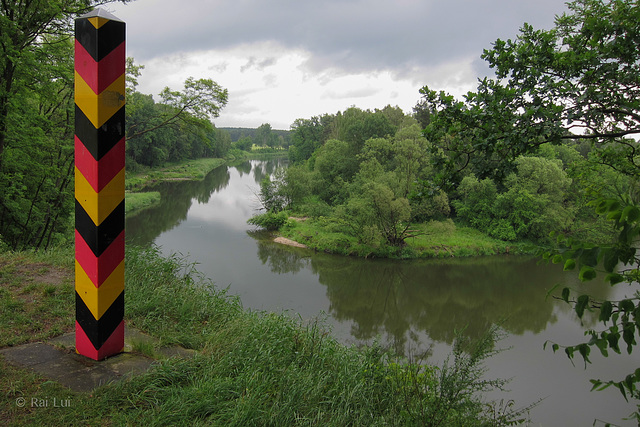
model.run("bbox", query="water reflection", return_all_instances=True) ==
[126,165,232,245]
[250,230,312,275]
[253,238,617,354]
[126,159,290,246]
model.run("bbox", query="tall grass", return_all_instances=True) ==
[125,191,161,215]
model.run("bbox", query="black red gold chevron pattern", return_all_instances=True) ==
[74,9,125,360]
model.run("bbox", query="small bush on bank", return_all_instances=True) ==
[247,211,289,231]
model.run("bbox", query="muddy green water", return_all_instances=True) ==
[126,159,638,426]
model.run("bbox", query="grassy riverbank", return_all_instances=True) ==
[0,246,532,426]
[276,216,525,259]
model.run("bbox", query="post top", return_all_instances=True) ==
[78,8,123,22]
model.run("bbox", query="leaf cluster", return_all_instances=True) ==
[124,64,231,168]
[543,196,640,403]
[420,0,640,190]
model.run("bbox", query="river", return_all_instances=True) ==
[126,159,638,426]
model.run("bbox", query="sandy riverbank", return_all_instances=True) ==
[273,236,308,248]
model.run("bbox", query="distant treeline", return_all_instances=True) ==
[221,124,292,152]
[221,127,291,143]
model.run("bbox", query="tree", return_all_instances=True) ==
[127,76,228,141]
[289,116,325,163]
[0,33,77,249]
[254,123,277,148]
[421,0,640,188]
[312,139,355,204]
[234,136,253,152]
[421,0,640,418]
[0,0,128,168]
[123,65,229,168]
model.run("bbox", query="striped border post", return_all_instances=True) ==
[74,9,125,360]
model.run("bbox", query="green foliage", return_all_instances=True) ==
[125,191,161,215]
[3,246,537,425]
[284,110,441,249]
[124,245,242,348]
[233,135,253,151]
[453,156,573,242]
[360,181,413,246]
[0,0,118,161]
[418,1,640,416]
[421,0,640,189]
[0,33,76,250]
[544,197,640,405]
[247,211,289,231]
[288,116,326,162]
[253,123,278,148]
[0,1,229,250]
[255,168,290,213]
[417,0,640,417]
[125,77,230,169]
[288,106,401,165]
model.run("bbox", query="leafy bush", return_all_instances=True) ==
[247,211,289,231]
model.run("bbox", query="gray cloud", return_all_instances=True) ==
[109,0,571,128]
[240,56,278,72]
[322,86,381,100]
[112,0,569,78]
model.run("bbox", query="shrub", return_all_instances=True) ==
[247,211,289,231]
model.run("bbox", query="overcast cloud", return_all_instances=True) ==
[108,0,570,129]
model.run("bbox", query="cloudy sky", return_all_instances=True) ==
[108,0,570,130]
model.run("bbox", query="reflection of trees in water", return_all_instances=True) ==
[126,165,231,245]
[126,159,288,246]
[250,232,311,274]
[315,256,566,346]
[233,160,252,176]
[252,241,617,356]
[251,158,288,185]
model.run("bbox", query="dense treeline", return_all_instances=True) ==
[222,125,291,148]
[125,90,231,170]
[0,1,230,250]
[253,105,616,249]
[0,2,83,251]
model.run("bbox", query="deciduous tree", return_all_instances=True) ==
[421,0,640,418]
[0,0,128,167]
[421,0,640,188]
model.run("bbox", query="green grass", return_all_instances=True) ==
[123,156,234,216]
[405,221,521,257]
[125,191,161,215]
[0,249,74,347]
[0,246,532,426]
[125,157,230,192]
[278,216,523,259]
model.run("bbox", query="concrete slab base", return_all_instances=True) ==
[0,326,195,393]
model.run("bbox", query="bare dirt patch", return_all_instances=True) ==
[0,261,72,290]
[273,237,308,248]
[288,216,308,222]
[0,258,74,346]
